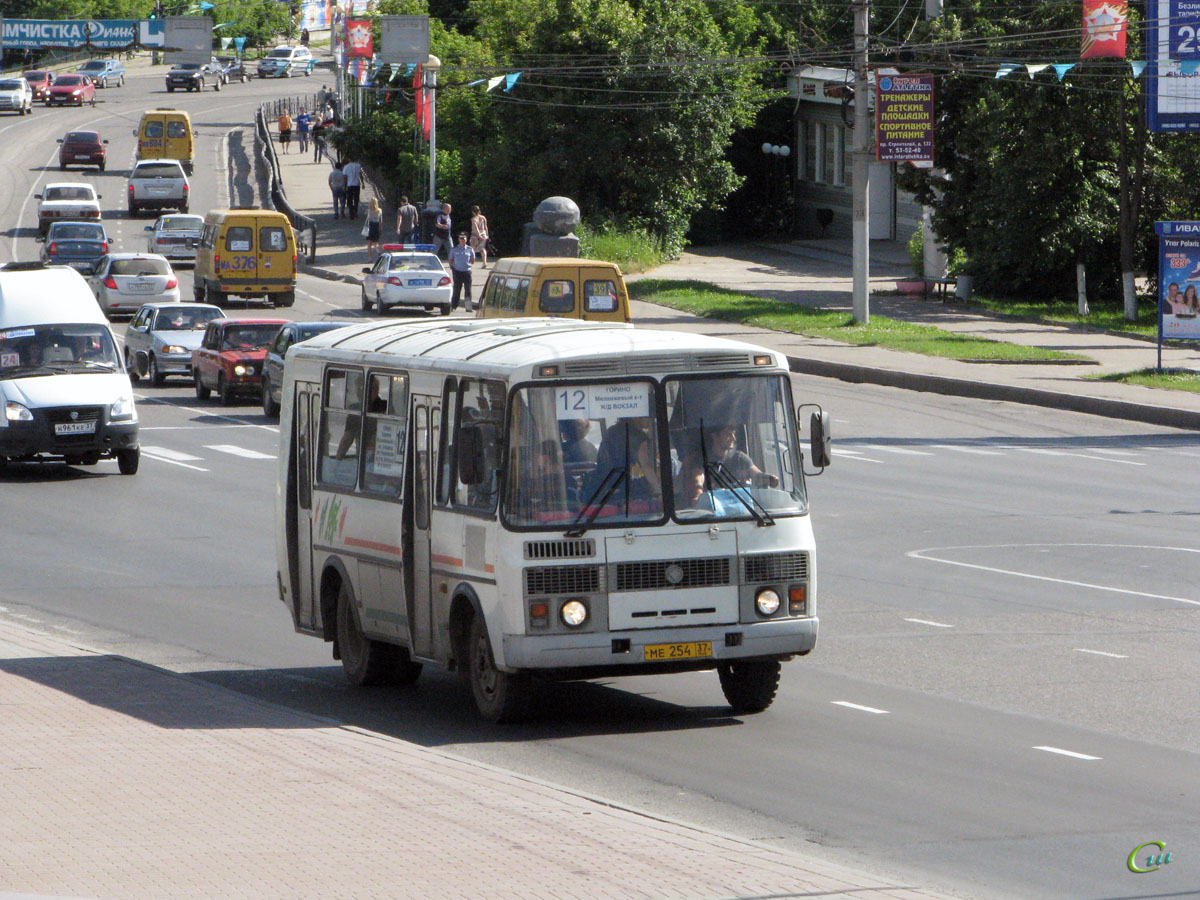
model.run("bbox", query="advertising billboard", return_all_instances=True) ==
[875,73,934,163]
[1147,0,1200,132]
[1156,221,1200,344]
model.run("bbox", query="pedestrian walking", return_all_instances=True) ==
[396,195,420,243]
[328,162,348,219]
[448,233,475,311]
[342,159,363,218]
[277,109,293,153]
[469,205,490,268]
[364,196,383,260]
[311,117,326,163]
[295,108,312,155]
[433,202,452,259]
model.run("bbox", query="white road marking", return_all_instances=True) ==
[1074,648,1128,659]
[139,445,203,461]
[296,285,336,306]
[831,449,883,463]
[141,451,209,472]
[908,544,1200,606]
[832,701,889,715]
[905,618,954,628]
[931,444,1003,456]
[1020,447,1144,466]
[205,444,275,459]
[1086,448,1138,456]
[1034,746,1101,761]
[858,444,934,456]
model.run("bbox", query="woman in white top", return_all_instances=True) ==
[364,196,383,260]
[470,206,490,268]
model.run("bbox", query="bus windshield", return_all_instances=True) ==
[503,374,806,530]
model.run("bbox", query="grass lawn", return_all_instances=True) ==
[971,296,1159,339]
[1089,369,1200,393]
[629,279,1089,363]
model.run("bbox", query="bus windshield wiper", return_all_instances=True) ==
[705,461,774,527]
[565,466,627,538]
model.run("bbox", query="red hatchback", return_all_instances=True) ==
[47,74,95,106]
[23,70,54,101]
[58,131,108,171]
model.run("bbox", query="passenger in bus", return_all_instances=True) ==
[628,430,662,503]
[673,455,712,511]
[559,418,597,464]
[582,417,652,498]
[705,425,778,487]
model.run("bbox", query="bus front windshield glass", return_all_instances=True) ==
[504,381,665,530]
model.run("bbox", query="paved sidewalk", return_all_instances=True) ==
[0,620,959,900]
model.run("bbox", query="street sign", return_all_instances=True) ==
[164,16,212,63]
[380,15,429,65]
[1,18,141,49]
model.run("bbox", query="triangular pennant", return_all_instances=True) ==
[1026,64,1049,78]
[465,79,486,87]
[233,36,246,52]
[1129,60,1147,77]
[1181,60,1200,75]
[486,75,504,92]
[1053,63,1075,80]
[405,63,415,76]
[220,37,232,49]
[995,64,1018,78]
[504,72,521,91]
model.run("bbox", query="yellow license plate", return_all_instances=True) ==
[644,641,713,661]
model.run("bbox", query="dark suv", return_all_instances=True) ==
[165,63,219,93]
[215,56,250,84]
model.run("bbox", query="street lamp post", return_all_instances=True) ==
[761,143,791,233]
[424,54,441,215]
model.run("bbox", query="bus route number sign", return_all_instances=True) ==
[556,382,651,420]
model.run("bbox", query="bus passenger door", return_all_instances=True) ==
[406,400,435,658]
[289,382,319,631]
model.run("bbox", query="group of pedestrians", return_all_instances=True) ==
[278,104,337,161]
[326,159,363,220]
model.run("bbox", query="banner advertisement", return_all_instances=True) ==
[1,19,140,49]
[300,0,330,31]
[1156,222,1200,344]
[1081,0,1128,58]
[345,19,372,58]
[1147,0,1200,132]
[875,73,934,163]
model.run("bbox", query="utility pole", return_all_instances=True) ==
[852,0,871,324]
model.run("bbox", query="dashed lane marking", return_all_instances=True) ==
[831,701,890,715]
[1074,648,1128,659]
[905,618,954,628]
[1034,746,1101,761]
[204,444,276,459]
[139,445,203,461]
[831,449,883,463]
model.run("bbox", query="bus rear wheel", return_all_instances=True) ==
[717,660,781,714]
[468,614,530,722]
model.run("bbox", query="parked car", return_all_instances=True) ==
[127,159,189,216]
[145,214,205,261]
[87,253,180,318]
[125,302,224,385]
[360,248,453,316]
[57,130,108,171]
[165,62,220,93]
[36,183,102,235]
[0,76,33,116]
[257,45,315,78]
[215,55,250,84]
[76,59,125,88]
[46,74,95,106]
[36,221,110,274]
[22,70,55,102]
[261,320,353,417]
[192,317,288,405]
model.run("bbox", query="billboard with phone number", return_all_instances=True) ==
[1156,221,1200,341]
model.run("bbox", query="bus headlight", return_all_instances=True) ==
[755,588,781,617]
[560,599,589,628]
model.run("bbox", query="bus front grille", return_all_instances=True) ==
[524,564,603,597]
[742,551,809,583]
[614,557,732,591]
[524,538,596,560]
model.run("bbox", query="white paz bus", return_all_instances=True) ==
[274,318,831,721]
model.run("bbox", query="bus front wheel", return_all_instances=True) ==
[717,660,781,714]
[468,614,530,723]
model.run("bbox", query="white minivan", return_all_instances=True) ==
[0,262,140,474]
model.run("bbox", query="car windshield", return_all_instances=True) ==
[24,72,49,80]
[79,62,105,71]
[174,64,202,72]
[0,80,23,90]
[111,258,170,276]
[0,323,120,374]
[44,187,94,201]
[50,223,105,240]
[268,49,293,58]
[65,132,99,143]
[134,163,184,178]
[55,76,84,86]
[159,216,203,232]
[389,255,443,272]
[221,324,280,350]
[154,308,221,331]
[297,323,345,341]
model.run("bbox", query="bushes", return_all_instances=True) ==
[578,222,669,274]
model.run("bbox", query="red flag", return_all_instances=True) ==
[345,19,373,58]
[414,64,429,139]
[1081,0,1128,59]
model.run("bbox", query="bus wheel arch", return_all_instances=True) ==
[319,557,351,647]
[448,589,482,676]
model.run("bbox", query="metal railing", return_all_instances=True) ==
[256,105,317,264]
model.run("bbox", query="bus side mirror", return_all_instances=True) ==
[809,410,831,469]
[457,424,485,485]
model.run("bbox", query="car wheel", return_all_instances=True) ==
[213,79,221,91]
[119,76,124,87]
[360,285,370,311]
[376,293,386,315]
[205,282,225,308]
[241,74,249,84]
[125,350,140,382]
[149,355,165,387]
[468,613,530,723]
[277,290,295,308]
[194,370,210,400]
[167,85,174,93]
[261,375,280,417]
[180,204,189,214]
[441,304,451,316]
[218,373,235,406]
[116,448,140,475]
[98,161,105,172]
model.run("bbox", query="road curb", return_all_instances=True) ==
[301,263,360,285]
[787,355,1200,431]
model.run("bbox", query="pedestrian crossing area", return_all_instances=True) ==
[140,443,277,471]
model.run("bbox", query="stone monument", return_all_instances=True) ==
[520,196,580,257]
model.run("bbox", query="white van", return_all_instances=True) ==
[0,262,140,474]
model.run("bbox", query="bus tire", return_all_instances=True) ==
[336,580,394,686]
[717,660,781,714]
[468,614,530,723]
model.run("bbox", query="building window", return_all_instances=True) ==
[823,124,836,185]
[804,120,817,182]
[842,127,853,186]
[833,128,846,186]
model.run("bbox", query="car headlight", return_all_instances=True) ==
[5,401,33,423]
[161,345,186,355]
[234,364,255,376]
[110,397,136,421]
[560,599,589,628]
[754,588,781,617]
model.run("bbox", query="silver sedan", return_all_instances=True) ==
[124,302,223,386]
[145,214,204,261]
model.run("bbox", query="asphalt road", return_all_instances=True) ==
[2,64,1198,900]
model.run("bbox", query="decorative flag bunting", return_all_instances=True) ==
[1129,60,1147,77]
[213,22,234,30]
[1053,63,1075,80]
[487,75,505,91]
[233,36,246,52]
[220,37,232,49]
[993,59,1150,79]
[504,72,521,91]
[1026,64,1049,77]
[995,64,1018,78]
[1183,60,1200,75]
[1081,0,1128,59]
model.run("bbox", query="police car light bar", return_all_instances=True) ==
[380,243,436,253]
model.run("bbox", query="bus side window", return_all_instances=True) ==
[436,376,456,505]
[452,377,504,513]
[360,372,408,496]
[318,367,364,488]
